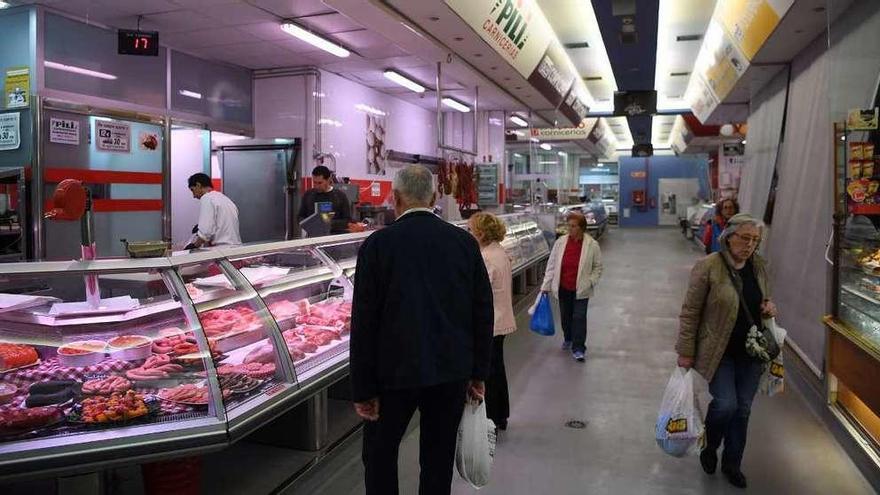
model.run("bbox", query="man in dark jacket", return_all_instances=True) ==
[298,165,352,235]
[351,165,494,495]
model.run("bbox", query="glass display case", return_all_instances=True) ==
[555,203,609,239]
[452,214,550,274]
[831,121,880,351]
[0,233,364,479]
[827,120,880,452]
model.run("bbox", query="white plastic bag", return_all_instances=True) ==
[455,400,497,488]
[760,318,787,396]
[527,293,543,315]
[655,367,704,458]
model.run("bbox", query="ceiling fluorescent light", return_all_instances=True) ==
[44,61,117,80]
[530,137,540,143]
[179,89,202,99]
[281,23,349,58]
[563,41,590,49]
[510,115,528,127]
[442,97,470,113]
[384,70,425,93]
[676,34,703,42]
[355,103,386,116]
[0,2,11,8]
[558,151,567,157]
[540,143,552,151]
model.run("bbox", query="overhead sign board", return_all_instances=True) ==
[444,0,554,78]
[687,0,793,123]
[445,0,592,124]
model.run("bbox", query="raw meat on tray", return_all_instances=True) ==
[0,343,39,371]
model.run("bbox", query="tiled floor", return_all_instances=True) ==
[285,228,876,495]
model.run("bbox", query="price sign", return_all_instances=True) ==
[0,112,20,151]
[95,120,131,153]
[50,118,80,145]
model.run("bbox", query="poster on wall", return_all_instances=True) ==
[366,114,387,175]
[0,112,20,151]
[139,132,159,151]
[4,67,29,110]
[95,120,131,153]
[49,118,80,145]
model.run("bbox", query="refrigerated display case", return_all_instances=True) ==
[555,203,608,239]
[825,121,880,452]
[454,214,550,275]
[0,233,365,480]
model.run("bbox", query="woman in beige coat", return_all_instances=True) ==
[540,213,603,361]
[469,213,516,430]
[676,213,778,489]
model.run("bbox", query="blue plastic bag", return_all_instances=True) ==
[529,293,555,336]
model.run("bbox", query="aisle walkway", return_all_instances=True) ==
[288,228,874,495]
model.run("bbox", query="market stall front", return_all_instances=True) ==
[0,211,552,483]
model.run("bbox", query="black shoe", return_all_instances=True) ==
[699,449,717,475]
[722,467,747,489]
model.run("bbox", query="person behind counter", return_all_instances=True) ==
[299,165,353,235]
[187,173,241,248]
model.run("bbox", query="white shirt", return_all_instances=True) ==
[197,190,242,246]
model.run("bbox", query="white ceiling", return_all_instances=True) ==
[7,0,522,112]
[655,0,715,111]
[540,0,617,109]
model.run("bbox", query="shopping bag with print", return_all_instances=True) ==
[655,367,704,457]
[455,399,497,488]
[760,318,787,396]
[529,293,555,336]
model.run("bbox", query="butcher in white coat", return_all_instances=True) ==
[187,173,242,248]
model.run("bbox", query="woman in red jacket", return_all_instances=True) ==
[703,199,739,254]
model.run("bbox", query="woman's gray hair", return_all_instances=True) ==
[393,165,435,205]
[717,213,764,250]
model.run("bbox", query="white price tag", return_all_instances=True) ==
[50,118,80,145]
[95,120,131,153]
[0,112,20,151]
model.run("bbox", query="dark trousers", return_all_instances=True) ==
[486,335,509,426]
[704,355,764,470]
[362,380,467,495]
[558,288,589,353]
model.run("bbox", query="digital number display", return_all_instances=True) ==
[118,29,159,56]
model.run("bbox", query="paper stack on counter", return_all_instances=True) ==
[0,294,60,314]
[49,295,141,316]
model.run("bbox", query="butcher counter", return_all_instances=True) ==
[0,213,551,486]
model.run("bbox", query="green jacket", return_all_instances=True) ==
[676,252,771,382]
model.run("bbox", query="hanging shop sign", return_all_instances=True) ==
[95,120,131,153]
[445,0,591,123]
[560,82,591,125]
[715,0,793,61]
[444,0,554,78]
[49,118,80,146]
[4,67,29,110]
[527,41,577,108]
[687,0,794,123]
[525,121,596,141]
[0,112,21,151]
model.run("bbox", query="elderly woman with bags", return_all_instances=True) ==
[469,212,517,431]
[676,213,779,489]
[540,212,603,362]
